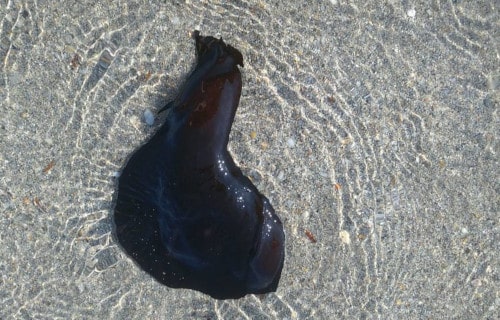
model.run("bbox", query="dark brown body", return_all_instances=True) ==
[114,31,285,299]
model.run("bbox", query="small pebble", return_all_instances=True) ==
[339,230,351,245]
[302,211,310,221]
[407,8,416,18]
[277,171,285,180]
[144,109,155,126]
[287,138,295,148]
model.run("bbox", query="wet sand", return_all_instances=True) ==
[0,1,498,319]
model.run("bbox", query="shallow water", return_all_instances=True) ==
[0,1,498,319]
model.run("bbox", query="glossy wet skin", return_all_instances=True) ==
[114,31,285,299]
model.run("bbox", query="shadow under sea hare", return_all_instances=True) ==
[114,31,285,299]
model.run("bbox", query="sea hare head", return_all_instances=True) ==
[114,31,285,299]
[193,30,243,68]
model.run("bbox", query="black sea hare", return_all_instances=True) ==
[114,31,285,299]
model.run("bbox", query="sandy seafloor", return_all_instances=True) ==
[0,0,498,319]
